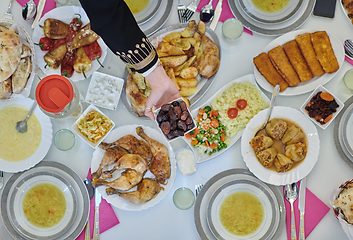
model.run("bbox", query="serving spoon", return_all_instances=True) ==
[200,0,214,23]
[16,101,37,133]
[84,178,95,240]
[285,183,299,240]
[22,0,37,21]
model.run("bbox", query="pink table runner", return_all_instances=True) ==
[76,169,120,240]
[196,0,253,35]
[284,181,330,239]
[15,0,56,18]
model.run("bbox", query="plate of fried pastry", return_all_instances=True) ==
[90,124,176,211]
[253,29,344,96]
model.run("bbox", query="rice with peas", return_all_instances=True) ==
[211,82,268,137]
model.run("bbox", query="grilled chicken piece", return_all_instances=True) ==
[109,178,161,204]
[249,135,273,153]
[136,126,171,184]
[43,44,67,69]
[256,147,277,168]
[91,145,129,180]
[194,35,220,79]
[265,118,288,140]
[102,154,148,178]
[125,73,147,117]
[285,142,306,162]
[93,169,144,191]
[274,153,293,172]
[100,134,152,163]
[42,18,70,39]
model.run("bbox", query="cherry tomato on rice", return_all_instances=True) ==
[236,99,247,110]
[227,108,238,119]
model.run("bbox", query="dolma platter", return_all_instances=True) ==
[241,106,320,186]
[253,29,344,96]
[121,22,221,119]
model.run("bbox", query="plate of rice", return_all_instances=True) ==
[183,74,270,163]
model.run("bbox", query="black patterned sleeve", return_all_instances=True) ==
[79,0,159,75]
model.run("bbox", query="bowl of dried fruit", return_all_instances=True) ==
[300,85,344,130]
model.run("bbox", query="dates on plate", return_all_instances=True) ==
[157,100,195,140]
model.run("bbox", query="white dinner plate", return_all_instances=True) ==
[241,106,320,186]
[194,169,285,240]
[253,29,344,96]
[341,1,352,24]
[121,22,221,118]
[0,19,36,101]
[238,0,303,24]
[8,172,77,240]
[1,160,90,240]
[91,124,176,211]
[0,98,52,173]
[139,0,174,37]
[229,0,314,35]
[182,74,270,163]
[340,102,353,157]
[134,0,162,25]
[32,6,108,82]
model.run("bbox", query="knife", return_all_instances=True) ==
[298,177,306,240]
[93,187,101,240]
[31,0,46,29]
[210,0,223,31]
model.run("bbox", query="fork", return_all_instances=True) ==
[0,171,3,190]
[182,0,200,22]
[4,0,14,20]
[195,184,203,197]
[177,0,187,23]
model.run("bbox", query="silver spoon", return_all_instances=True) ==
[22,0,37,21]
[84,179,95,240]
[16,101,37,133]
[285,183,299,240]
[255,84,280,135]
[200,0,214,23]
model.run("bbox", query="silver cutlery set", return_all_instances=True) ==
[285,178,307,240]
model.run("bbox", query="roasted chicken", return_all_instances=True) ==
[107,178,161,204]
[91,145,129,180]
[136,126,171,184]
[93,169,145,191]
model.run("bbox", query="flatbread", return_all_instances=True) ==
[0,29,22,82]
[333,183,353,224]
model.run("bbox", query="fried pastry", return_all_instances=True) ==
[295,33,325,76]
[283,40,314,82]
[310,31,339,74]
[268,45,301,87]
[253,52,289,92]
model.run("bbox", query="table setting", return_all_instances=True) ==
[1,0,353,239]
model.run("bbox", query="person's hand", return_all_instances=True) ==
[144,64,181,120]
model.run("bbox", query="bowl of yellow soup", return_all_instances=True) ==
[207,179,276,240]
[9,171,77,239]
[125,0,163,25]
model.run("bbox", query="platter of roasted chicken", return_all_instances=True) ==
[121,20,221,118]
[91,124,176,211]
[253,29,344,96]
[241,106,320,186]
[32,6,108,82]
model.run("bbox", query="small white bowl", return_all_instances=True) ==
[300,85,344,130]
[85,72,124,110]
[71,104,115,148]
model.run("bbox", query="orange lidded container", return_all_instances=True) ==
[35,75,80,118]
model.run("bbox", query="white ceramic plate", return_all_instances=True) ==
[32,6,108,82]
[229,0,314,35]
[239,0,302,24]
[194,169,285,240]
[9,172,77,240]
[0,19,36,101]
[253,29,344,96]
[91,124,176,211]
[241,106,320,186]
[340,103,353,157]
[0,98,52,173]
[341,1,352,24]
[1,160,90,240]
[182,74,270,163]
[207,179,276,240]
[134,0,162,25]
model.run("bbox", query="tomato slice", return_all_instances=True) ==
[236,99,247,110]
[227,108,238,119]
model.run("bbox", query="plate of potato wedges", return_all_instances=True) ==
[253,29,344,96]
[121,21,221,118]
